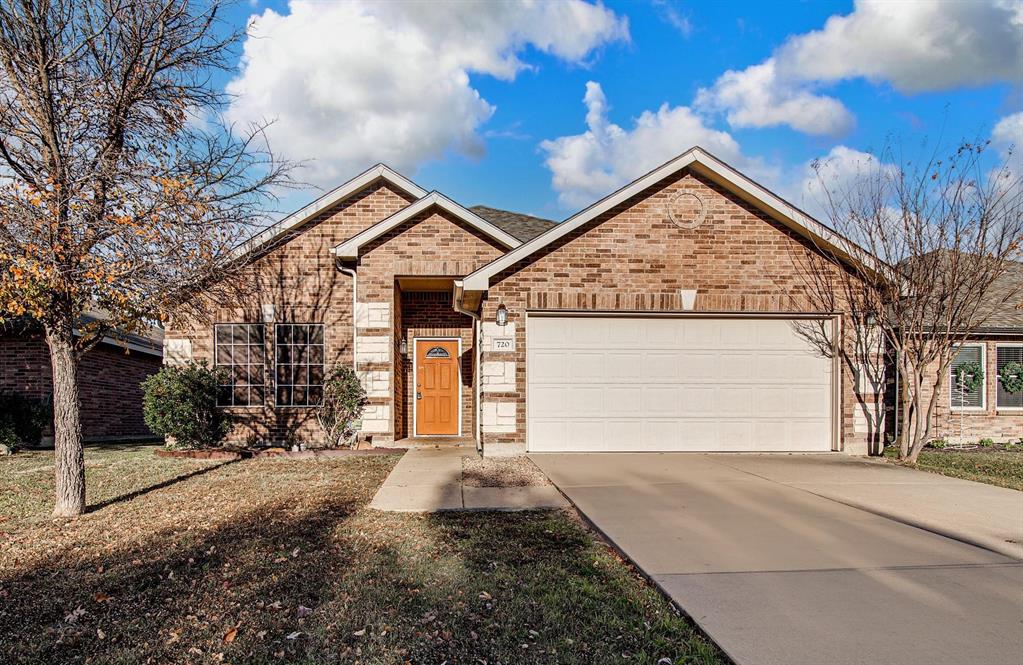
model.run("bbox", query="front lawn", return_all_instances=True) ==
[0,444,726,664]
[883,445,1023,491]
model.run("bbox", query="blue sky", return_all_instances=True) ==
[218,0,1023,222]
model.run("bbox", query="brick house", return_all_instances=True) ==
[924,261,1023,443]
[0,318,164,443]
[163,147,1020,454]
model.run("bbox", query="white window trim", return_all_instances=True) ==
[950,343,987,412]
[412,337,463,438]
[214,323,266,409]
[273,323,326,409]
[995,343,1023,411]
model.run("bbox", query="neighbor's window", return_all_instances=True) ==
[996,345,1023,409]
[275,324,325,406]
[215,324,265,407]
[949,344,985,410]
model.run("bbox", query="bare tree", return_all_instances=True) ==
[793,140,1023,462]
[0,0,293,516]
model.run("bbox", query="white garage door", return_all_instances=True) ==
[527,315,834,452]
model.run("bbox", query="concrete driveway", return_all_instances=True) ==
[530,453,1023,665]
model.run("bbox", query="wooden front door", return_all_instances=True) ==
[415,339,460,436]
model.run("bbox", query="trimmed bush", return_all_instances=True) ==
[316,363,367,448]
[0,393,52,452]
[142,362,232,449]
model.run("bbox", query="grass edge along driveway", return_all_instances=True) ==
[0,444,727,664]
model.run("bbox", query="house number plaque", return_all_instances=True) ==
[491,337,514,352]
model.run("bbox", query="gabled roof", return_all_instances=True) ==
[232,164,428,260]
[331,191,522,260]
[460,146,882,294]
[469,206,557,242]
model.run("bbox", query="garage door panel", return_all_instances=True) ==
[567,386,603,414]
[529,386,566,417]
[642,352,680,380]
[569,352,604,379]
[607,352,644,379]
[719,353,753,379]
[527,316,834,452]
[529,351,566,382]
[645,386,683,413]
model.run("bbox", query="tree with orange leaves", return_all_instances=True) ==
[0,0,293,516]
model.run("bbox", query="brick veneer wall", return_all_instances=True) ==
[357,208,506,442]
[398,291,475,439]
[165,186,506,446]
[0,332,162,441]
[922,338,1023,443]
[164,182,416,446]
[480,168,873,455]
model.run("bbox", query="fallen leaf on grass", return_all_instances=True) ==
[296,605,313,618]
[65,607,86,623]
[223,626,238,643]
[94,592,112,603]
[286,631,302,640]
[353,629,366,637]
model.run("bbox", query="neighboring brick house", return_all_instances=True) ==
[0,320,163,442]
[166,148,897,455]
[925,261,1023,443]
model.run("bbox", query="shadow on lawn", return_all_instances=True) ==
[87,459,240,513]
[0,482,725,664]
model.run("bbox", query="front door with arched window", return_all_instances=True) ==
[414,339,460,436]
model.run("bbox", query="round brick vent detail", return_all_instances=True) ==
[664,191,707,230]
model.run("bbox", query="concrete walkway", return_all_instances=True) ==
[370,447,569,512]
[532,453,1023,665]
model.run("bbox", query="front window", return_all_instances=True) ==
[949,344,985,410]
[215,324,265,407]
[996,345,1023,409]
[275,324,325,406]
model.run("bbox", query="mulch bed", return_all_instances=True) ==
[156,447,404,461]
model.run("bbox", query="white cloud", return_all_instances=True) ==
[653,0,693,38]
[540,81,767,208]
[794,145,896,220]
[226,0,628,187]
[776,0,1023,93]
[695,59,854,136]
[992,112,1023,173]
[697,0,1023,135]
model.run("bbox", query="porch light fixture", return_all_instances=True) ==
[496,303,509,327]
[400,337,408,357]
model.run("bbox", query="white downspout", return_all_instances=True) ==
[453,280,483,457]
[337,261,358,370]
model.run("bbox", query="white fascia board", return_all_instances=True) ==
[331,191,521,260]
[231,164,427,261]
[462,146,884,292]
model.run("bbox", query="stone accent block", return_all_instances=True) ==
[164,338,192,366]
[481,361,515,393]
[358,370,389,398]
[356,301,390,329]
[481,401,516,433]
[361,404,391,433]
[482,322,516,352]
[356,335,389,364]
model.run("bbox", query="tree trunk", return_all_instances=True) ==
[46,325,85,517]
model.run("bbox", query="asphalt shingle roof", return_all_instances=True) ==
[469,205,557,243]
[976,260,1023,332]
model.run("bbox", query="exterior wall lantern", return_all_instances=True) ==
[496,303,509,327]
[261,303,275,322]
[399,337,408,357]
